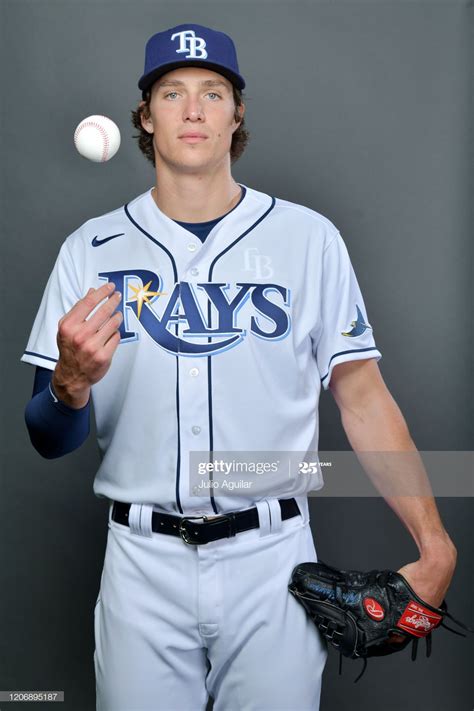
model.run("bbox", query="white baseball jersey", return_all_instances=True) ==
[21,184,382,514]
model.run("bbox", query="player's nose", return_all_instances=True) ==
[182,97,205,121]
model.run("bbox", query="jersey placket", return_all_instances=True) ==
[177,237,214,514]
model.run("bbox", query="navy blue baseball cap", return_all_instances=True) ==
[138,24,245,98]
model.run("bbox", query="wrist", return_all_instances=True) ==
[419,533,457,569]
[52,364,91,409]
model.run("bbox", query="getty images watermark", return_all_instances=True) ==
[188,451,474,498]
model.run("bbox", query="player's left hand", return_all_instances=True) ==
[389,545,457,644]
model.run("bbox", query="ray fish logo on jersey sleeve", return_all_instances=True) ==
[98,269,291,356]
[341,304,373,337]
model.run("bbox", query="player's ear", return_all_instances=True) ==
[233,102,245,129]
[139,100,154,134]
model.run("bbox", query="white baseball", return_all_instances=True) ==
[74,115,121,162]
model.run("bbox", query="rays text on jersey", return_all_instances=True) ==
[98,269,291,356]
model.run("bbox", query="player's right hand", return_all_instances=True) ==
[52,283,123,408]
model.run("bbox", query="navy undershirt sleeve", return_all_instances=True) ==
[25,366,91,459]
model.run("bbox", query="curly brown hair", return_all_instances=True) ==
[130,84,250,167]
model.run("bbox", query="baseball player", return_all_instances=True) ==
[22,23,457,711]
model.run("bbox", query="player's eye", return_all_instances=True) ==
[163,91,221,100]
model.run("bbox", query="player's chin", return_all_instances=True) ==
[169,145,227,171]
[172,158,215,175]
[175,142,211,158]
[178,144,212,156]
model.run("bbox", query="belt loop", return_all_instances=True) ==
[128,503,142,536]
[108,500,114,524]
[294,495,309,525]
[128,503,154,537]
[268,499,282,533]
[255,500,271,536]
[139,504,154,538]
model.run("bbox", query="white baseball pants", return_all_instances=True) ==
[94,498,328,711]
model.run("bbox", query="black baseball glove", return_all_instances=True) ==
[288,560,473,682]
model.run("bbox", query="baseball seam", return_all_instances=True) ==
[74,119,111,161]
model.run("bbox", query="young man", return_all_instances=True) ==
[22,23,457,711]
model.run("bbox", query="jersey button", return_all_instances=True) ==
[189,367,199,377]
[192,426,201,435]
[188,243,197,252]
[190,267,199,276]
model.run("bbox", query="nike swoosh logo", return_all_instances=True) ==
[92,233,125,247]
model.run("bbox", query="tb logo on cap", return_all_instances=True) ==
[171,30,208,59]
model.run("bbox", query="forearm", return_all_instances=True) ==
[340,392,457,563]
[25,380,91,458]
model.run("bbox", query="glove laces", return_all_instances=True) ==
[347,600,474,683]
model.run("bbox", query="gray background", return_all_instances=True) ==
[1,0,472,709]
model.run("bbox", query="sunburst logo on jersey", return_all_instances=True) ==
[341,304,372,337]
[128,280,166,320]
